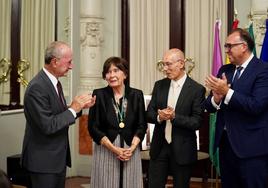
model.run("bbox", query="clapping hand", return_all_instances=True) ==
[84,94,96,108]
[158,106,175,121]
[70,93,96,113]
[205,73,229,96]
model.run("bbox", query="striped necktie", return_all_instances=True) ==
[232,66,243,87]
[57,81,67,108]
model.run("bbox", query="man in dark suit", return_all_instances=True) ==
[204,28,268,188]
[147,48,206,188]
[21,41,96,188]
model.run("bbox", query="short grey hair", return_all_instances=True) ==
[44,41,69,64]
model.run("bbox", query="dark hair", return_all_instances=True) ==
[102,57,129,79]
[44,41,69,64]
[0,169,12,188]
[229,28,255,52]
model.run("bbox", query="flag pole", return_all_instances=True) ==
[216,173,219,188]
[210,164,214,188]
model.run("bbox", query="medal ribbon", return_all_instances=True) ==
[112,86,127,128]
[114,97,126,122]
[112,96,127,129]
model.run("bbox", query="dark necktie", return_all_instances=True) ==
[57,81,67,108]
[232,66,243,87]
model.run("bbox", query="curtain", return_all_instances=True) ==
[129,0,169,95]
[0,0,11,105]
[20,0,55,105]
[185,0,228,86]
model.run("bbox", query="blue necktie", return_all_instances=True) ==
[232,66,243,87]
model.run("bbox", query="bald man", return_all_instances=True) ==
[147,48,206,188]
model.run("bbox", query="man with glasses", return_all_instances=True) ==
[147,48,206,188]
[204,28,268,188]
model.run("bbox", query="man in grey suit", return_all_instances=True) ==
[147,48,206,188]
[21,41,96,188]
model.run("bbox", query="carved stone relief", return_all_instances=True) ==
[251,11,267,47]
[80,21,104,48]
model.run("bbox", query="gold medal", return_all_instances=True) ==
[119,122,125,128]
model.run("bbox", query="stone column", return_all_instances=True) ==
[251,0,268,12]
[80,0,104,97]
[76,0,105,177]
[250,0,268,56]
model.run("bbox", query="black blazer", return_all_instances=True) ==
[147,77,206,165]
[21,70,76,173]
[88,85,147,146]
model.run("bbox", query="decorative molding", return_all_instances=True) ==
[79,17,104,81]
[80,74,102,79]
[247,10,267,46]
[78,79,105,92]
[17,59,30,87]
[0,58,12,83]
[80,21,104,48]
[80,15,104,19]
[63,17,70,39]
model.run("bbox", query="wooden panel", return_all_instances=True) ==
[79,115,93,155]
[169,0,185,50]
[121,0,130,85]
[227,0,234,33]
[10,0,21,107]
[199,112,209,153]
[191,112,210,179]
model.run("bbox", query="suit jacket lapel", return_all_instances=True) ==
[237,57,255,83]
[223,65,236,85]
[123,85,131,125]
[40,69,65,110]
[226,57,256,86]
[227,70,235,85]
[175,76,190,110]
[161,79,171,108]
[105,86,120,127]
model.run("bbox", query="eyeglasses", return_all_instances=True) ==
[224,42,244,50]
[161,59,185,68]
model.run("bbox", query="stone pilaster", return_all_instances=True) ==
[248,0,268,56]
[79,0,105,99]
